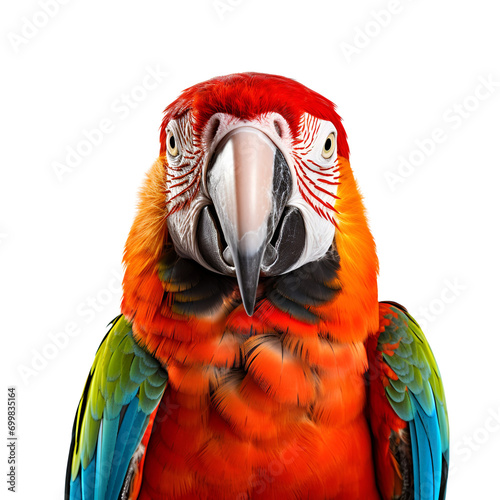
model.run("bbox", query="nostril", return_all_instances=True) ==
[274,120,282,138]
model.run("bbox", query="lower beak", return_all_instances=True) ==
[206,127,291,315]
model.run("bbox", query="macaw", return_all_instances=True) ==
[65,72,449,500]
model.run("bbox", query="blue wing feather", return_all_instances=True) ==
[81,454,96,500]
[368,302,449,500]
[65,316,168,500]
[410,393,443,500]
[106,398,149,500]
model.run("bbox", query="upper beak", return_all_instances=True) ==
[206,127,292,315]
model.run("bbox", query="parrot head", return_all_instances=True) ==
[124,73,378,333]
[159,73,362,315]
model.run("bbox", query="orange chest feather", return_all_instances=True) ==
[123,246,380,498]
[137,312,377,499]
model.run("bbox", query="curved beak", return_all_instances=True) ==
[206,127,291,315]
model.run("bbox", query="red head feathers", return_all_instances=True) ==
[160,72,349,160]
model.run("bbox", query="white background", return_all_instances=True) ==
[1,0,499,498]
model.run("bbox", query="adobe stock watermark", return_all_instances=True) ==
[212,0,245,20]
[7,0,72,54]
[235,441,301,500]
[51,65,169,182]
[339,0,416,64]
[385,74,499,191]
[414,277,466,331]
[17,268,123,384]
[449,404,500,477]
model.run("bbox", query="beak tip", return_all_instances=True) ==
[242,297,256,317]
[238,273,258,317]
[234,250,262,318]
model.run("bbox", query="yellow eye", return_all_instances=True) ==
[322,133,336,159]
[167,130,179,157]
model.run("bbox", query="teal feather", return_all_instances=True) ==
[67,316,168,500]
[106,397,147,500]
[81,454,96,500]
[375,303,449,499]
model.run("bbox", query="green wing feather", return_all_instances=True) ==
[369,302,449,500]
[65,315,168,500]
[379,304,449,455]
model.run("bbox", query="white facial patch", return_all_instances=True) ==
[282,114,339,272]
[166,112,339,274]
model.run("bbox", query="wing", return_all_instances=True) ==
[65,315,168,500]
[366,302,449,500]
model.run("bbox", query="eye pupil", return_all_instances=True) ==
[321,133,335,159]
[169,135,176,149]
